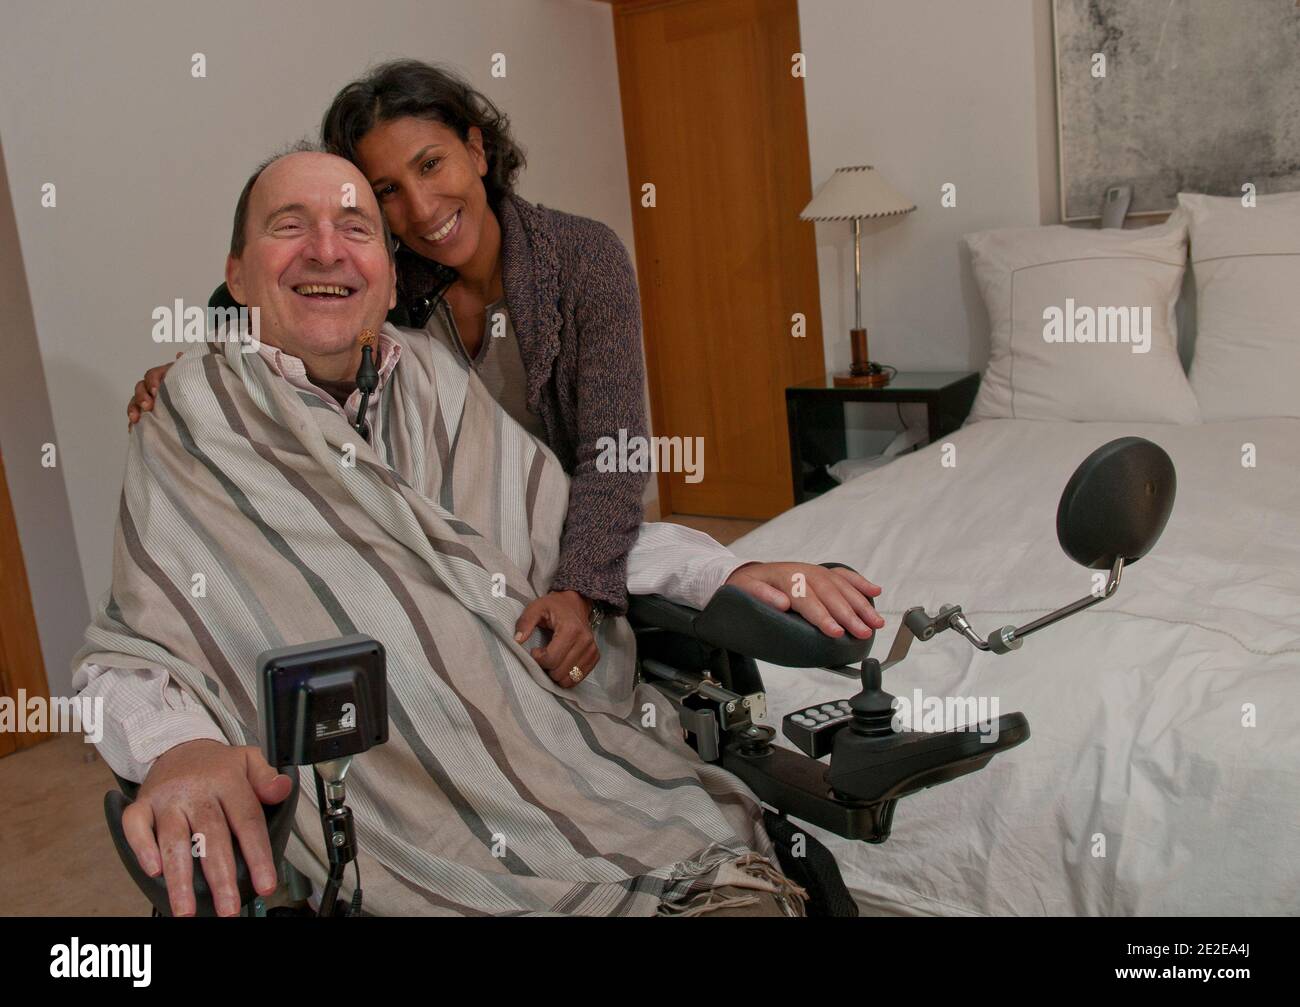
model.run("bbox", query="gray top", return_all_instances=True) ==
[396,194,650,613]
[427,298,548,441]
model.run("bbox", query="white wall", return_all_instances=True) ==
[0,138,89,699]
[798,0,1058,452]
[0,0,634,690]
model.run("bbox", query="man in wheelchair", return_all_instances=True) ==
[75,147,905,917]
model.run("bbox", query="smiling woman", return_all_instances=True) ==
[321,61,655,684]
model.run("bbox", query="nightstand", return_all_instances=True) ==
[785,371,980,504]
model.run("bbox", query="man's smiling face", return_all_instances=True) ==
[226,151,396,380]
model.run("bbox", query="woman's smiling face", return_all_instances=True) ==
[355,116,490,270]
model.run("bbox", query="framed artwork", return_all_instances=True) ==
[1054,0,1300,221]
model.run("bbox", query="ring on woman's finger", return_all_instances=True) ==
[568,665,584,683]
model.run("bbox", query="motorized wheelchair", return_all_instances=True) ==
[103,289,1176,917]
[105,576,1024,918]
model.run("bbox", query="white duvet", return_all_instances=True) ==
[732,417,1300,915]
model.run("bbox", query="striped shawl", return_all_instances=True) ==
[76,324,782,916]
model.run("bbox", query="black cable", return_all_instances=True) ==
[314,770,343,917]
[892,379,924,454]
[350,861,363,917]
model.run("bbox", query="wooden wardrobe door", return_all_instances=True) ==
[610,0,826,518]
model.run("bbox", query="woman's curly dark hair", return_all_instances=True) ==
[321,59,526,211]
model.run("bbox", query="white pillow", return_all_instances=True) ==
[965,215,1199,423]
[1180,191,1300,420]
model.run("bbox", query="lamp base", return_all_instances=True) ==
[835,327,891,387]
[833,371,891,388]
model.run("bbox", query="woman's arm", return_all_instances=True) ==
[625,522,885,639]
[624,521,750,610]
[547,223,651,615]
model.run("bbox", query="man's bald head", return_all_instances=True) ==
[230,142,394,262]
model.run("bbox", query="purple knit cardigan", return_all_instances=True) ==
[400,193,651,613]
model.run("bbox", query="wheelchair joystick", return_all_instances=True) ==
[844,658,895,738]
[779,659,891,761]
[827,654,1031,826]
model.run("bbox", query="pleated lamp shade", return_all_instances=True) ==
[800,165,916,220]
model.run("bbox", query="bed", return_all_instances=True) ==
[733,414,1300,915]
[731,188,1300,915]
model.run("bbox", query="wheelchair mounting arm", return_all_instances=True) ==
[880,557,1125,670]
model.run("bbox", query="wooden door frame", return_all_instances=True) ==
[0,447,51,754]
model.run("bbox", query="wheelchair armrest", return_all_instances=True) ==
[104,772,301,917]
[627,562,874,669]
[110,769,140,801]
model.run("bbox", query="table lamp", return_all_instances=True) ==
[800,165,916,387]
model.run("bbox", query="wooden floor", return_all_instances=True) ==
[0,733,150,915]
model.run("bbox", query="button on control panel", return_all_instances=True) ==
[783,699,854,759]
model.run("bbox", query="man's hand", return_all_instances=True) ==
[122,739,294,917]
[724,562,885,639]
[126,354,181,429]
[514,590,598,688]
